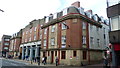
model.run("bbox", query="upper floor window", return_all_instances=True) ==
[61,36,66,48]
[4,47,8,50]
[34,35,36,40]
[62,36,66,44]
[4,43,9,45]
[62,22,67,30]
[43,39,47,46]
[34,27,37,31]
[23,32,24,36]
[97,39,100,47]
[51,38,55,45]
[90,37,94,45]
[25,38,27,42]
[4,39,10,41]
[82,36,86,44]
[44,28,47,34]
[30,29,32,33]
[29,37,31,41]
[82,22,86,29]
[26,31,28,34]
[51,25,55,32]
[40,34,42,39]
[63,8,67,16]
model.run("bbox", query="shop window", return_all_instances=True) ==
[55,51,57,56]
[61,51,66,59]
[73,51,77,57]
[83,51,87,60]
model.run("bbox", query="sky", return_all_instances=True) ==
[0,0,108,40]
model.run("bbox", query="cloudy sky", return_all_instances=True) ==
[0,0,108,39]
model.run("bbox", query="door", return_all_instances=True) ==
[51,51,54,63]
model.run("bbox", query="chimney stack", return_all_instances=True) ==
[71,1,80,8]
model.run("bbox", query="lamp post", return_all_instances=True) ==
[0,9,4,12]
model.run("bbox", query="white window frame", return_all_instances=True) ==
[30,29,32,33]
[93,15,98,21]
[44,28,47,34]
[4,47,8,50]
[82,22,86,29]
[40,34,42,39]
[82,36,86,44]
[4,39,10,41]
[34,27,37,31]
[53,13,57,19]
[63,8,67,16]
[51,38,55,45]
[45,16,49,23]
[34,35,36,40]
[44,39,47,46]
[4,43,9,45]
[29,37,31,41]
[61,36,66,44]
[51,25,55,32]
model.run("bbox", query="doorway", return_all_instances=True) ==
[51,51,54,63]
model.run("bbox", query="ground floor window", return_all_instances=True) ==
[73,51,77,57]
[43,52,46,57]
[55,51,57,56]
[61,51,66,59]
[83,51,87,60]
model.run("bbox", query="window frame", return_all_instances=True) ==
[61,51,66,59]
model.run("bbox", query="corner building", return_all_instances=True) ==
[20,1,109,66]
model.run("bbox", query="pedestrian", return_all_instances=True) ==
[103,56,108,67]
[36,57,40,65]
[44,56,47,65]
[55,57,59,66]
[42,57,44,64]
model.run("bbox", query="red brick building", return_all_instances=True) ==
[0,35,11,57]
[20,1,109,66]
[9,30,22,58]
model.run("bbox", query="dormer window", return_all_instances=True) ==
[63,8,67,16]
[45,16,49,23]
[78,7,85,15]
[93,15,98,22]
[53,13,57,19]
[85,12,92,18]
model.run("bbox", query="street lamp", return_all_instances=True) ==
[0,9,4,12]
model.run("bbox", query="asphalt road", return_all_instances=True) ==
[0,58,87,68]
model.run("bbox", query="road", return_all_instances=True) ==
[0,58,103,68]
